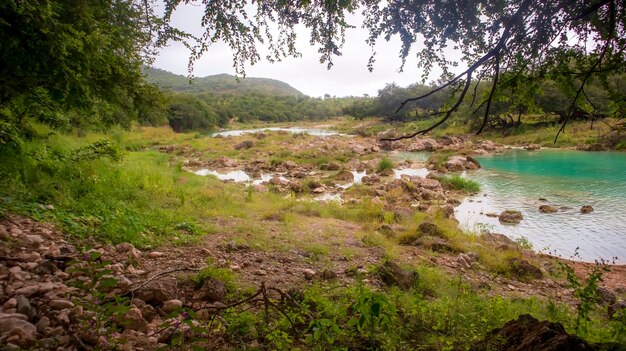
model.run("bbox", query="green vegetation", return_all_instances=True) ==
[376,157,395,173]
[436,174,481,192]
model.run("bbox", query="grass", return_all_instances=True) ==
[376,157,394,173]
[436,174,481,192]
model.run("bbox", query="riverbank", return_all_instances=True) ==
[0,123,624,349]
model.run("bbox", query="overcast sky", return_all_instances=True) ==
[153,5,463,98]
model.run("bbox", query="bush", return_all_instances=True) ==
[376,157,394,173]
[436,174,480,192]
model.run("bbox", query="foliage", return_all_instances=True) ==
[557,255,610,335]
[0,0,166,134]
[436,175,481,192]
[375,157,394,173]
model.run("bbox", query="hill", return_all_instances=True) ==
[143,67,305,97]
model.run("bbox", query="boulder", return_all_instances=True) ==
[234,140,254,150]
[199,277,226,302]
[482,233,518,250]
[134,277,177,305]
[418,222,445,237]
[423,138,439,151]
[469,314,595,351]
[539,205,558,213]
[509,258,542,280]
[361,174,380,185]
[499,210,523,224]
[326,162,341,171]
[0,317,37,348]
[117,305,148,332]
[444,156,466,172]
[580,205,594,214]
[162,299,183,313]
[334,170,354,182]
[377,261,418,289]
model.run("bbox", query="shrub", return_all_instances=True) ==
[376,157,394,173]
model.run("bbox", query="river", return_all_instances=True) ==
[456,149,626,262]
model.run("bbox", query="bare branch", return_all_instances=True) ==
[477,53,501,134]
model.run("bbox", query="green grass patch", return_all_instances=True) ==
[436,174,480,192]
[375,157,394,173]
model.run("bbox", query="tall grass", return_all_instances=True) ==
[436,174,480,192]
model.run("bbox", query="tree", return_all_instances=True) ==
[0,0,167,137]
[159,0,625,140]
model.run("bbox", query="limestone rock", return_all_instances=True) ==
[0,317,37,348]
[580,205,594,214]
[234,140,254,150]
[134,277,177,305]
[162,299,183,313]
[199,277,226,302]
[539,205,558,213]
[377,261,418,289]
[499,210,523,224]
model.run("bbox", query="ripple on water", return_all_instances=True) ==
[455,150,626,263]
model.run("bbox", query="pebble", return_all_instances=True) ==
[255,269,267,276]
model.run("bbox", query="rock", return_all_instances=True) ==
[24,235,44,246]
[2,298,17,313]
[117,305,148,332]
[35,316,50,333]
[303,269,316,280]
[49,299,74,310]
[0,317,37,348]
[423,138,439,151]
[499,210,523,224]
[469,314,594,351]
[234,140,254,150]
[320,269,337,280]
[408,140,426,152]
[361,174,380,185]
[466,156,481,169]
[377,261,418,289]
[334,170,354,182]
[199,278,226,302]
[608,300,626,320]
[482,233,517,250]
[116,242,135,253]
[539,205,558,213]
[147,251,165,258]
[134,277,177,305]
[444,155,466,172]
[580,205,594,214]
[524,144,541,151]
[509,258,542,280]
[162,299,183,313]
[15,296,35,321]
[326,162,341,171]
[132,299,158,323]
[415,236,458,253]
[418,222,444,237]
[378,169,395,177]
[596,287,616,306]
[14,282,54,297]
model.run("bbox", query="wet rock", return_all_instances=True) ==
[509,258,542,280]
[377,261,418,289]
[234,140,254,150]
[444,155,466,172]
[418,222,444,237]
[134,277,177,305]
[199,277,226,302]
[162,299,183,313]
[0,317,38,348]
[499,210,523,224]
[539,205,558,213]
[580,205,594,214]
[524,144,541,151]
[469,314,594,351]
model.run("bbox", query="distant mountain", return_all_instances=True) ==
[143,67,306,97]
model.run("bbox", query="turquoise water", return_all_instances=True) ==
[455,149,626,262]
